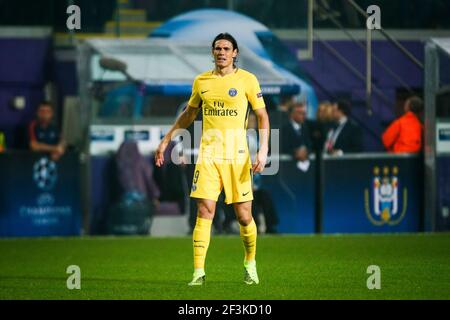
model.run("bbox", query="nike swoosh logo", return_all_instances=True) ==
[201,90,209,94]
[242,192,250,196]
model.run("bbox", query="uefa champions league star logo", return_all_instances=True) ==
[364,166,407,226]
[33,157,58,191]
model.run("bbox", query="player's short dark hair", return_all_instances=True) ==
[212,33,239,53]
[408,96,423,114]
[336,99,351,116]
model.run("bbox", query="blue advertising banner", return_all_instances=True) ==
[89,156,316,234]
[261,159,315,233]
[322,154,422,233]
[0,151,82,237]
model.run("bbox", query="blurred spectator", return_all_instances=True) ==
[107,140,160,235]
[0,130,5,152]
[310,100,334,154]
[281,102,313,161]
[28,101,66,161]
[277,95,296,113]
[382,96,424,153]
[270,94,295,130]
[324,100,363,155]
[115,140,160,206]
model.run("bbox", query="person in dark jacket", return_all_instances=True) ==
[324,100,363,155]
[310,101,334,154]
[281,101,313,161]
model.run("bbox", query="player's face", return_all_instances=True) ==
[212,39,237,69]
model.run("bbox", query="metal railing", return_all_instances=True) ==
[309,0,424,140]
[347,0,424,69]
[315,0,423,114]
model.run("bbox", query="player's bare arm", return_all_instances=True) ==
[155,105,200,167]
[252,107,270,173]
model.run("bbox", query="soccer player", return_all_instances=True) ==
[155,33,270,286]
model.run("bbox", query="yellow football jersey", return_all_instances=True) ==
[188,68,265,160]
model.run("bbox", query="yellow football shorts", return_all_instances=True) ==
[190,157,253,204]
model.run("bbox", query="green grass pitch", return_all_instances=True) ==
[0,233,449,299]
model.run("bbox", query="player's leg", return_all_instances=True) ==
[193,199,216,269]
[220,158,258,284]
[189,199,217,286]
[222,159,257,265]
[234,201,257,262]
[233,201,259,285]
[189,159,222,286]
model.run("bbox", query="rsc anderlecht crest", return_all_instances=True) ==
[364,166,407,226]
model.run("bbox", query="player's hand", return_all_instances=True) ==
[252,149,268,173]
[155,139,169,167]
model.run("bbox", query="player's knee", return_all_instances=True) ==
[197,203,215,219]
[237,215,253,226]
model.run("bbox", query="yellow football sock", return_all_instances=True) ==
[193,217,212,270]
[240,218,257,262]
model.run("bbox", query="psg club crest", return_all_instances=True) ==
[228,88,237,97]
[364,166,407,226]
[33,157,58,191]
